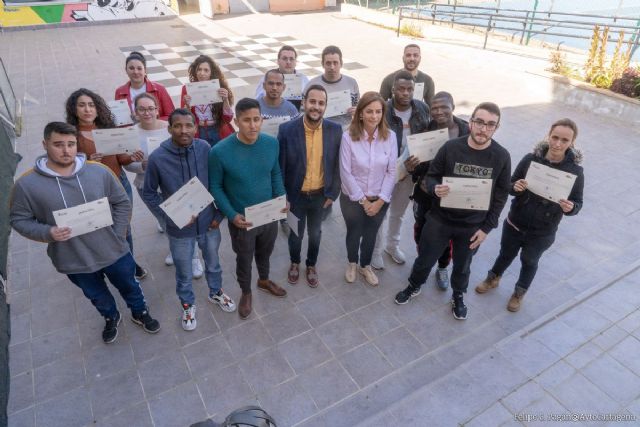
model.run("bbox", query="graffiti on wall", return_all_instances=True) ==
[0,0,176,27]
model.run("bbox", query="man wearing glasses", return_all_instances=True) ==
[255,45,309,110]
[394,102,511,320]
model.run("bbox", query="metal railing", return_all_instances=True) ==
[394,3,640,54]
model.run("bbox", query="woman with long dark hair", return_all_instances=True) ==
[65,88,147,280]
[115,51,175,121]
[339,91,397,287]
[475,118,584,311]
[181,55,235,146]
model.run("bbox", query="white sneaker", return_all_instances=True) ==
[385,246,406,264]
[371,253,385,270]
[345,262,357,283]
[192,258,203,279]
[181,303,197,331]
[165,253,174,266]
[156,222,164,233]
[208,290,236,313]
[358,265,379,287]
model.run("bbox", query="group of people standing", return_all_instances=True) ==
[9,41,584,344]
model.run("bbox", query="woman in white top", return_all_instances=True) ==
[125,93,203,277]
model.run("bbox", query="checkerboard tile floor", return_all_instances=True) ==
[120,33,367,104]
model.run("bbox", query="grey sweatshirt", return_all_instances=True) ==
[10,154,131,274]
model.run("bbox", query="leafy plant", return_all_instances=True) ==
[611,66,640,97]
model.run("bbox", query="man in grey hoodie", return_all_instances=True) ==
[10,122,160,343]
[143,109,236,332]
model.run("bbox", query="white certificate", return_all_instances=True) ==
[159,177,214,229]
[396,149,409,183]
[283,74,303,98]
[407,129,448,162]
[325,90,352,118]
[413,82,424,100]
[287,211,300,237]
[525,161,577,203]
[261,116,290,137]
[108,100,133,126]
[92,128,140,155]
[186,79,222,105]
[146,137,163,155]
[53,197,113,238]
[440,177,492,211]
[245,195,287,230]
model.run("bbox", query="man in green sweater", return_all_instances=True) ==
[209,98,288,319]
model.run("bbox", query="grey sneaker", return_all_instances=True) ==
[435,267,449,291]
[385,246,406,264]
[371,253,385,270]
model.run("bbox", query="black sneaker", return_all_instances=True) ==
[131,309,161,333]
[103,312,121,343]
[135,265,148,281]
[394,284,422,305]
[451,292,467,320]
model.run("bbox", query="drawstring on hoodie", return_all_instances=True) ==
[55,175,88,209]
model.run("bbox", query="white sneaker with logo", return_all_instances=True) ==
[181,304,197,331]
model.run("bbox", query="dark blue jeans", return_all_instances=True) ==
[67,253,147,319]
[288,193,326,266]
[199,125,221,147]
[340,194,389,267]
[408,213,477,293]
[490,220,556,290]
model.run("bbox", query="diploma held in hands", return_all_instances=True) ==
[524,161,577,203]
[245,195,287,230]
[261,116,290,137]
[440,177,492,211]
[407,129,448,162]
[53,197,113,238]
[146,137,163,155]
[108,100,134,126]
[92,128,140,155]
[283,74,303,98]
[325,90,351,118]
[186,79,222,105]
[287,211,300,237]
[160,177,214,229]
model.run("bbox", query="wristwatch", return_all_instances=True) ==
[358,197,366,205]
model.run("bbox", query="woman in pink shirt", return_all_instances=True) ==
[339,91,397,286]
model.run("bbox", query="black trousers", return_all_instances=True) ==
[228,221,278,294]
[340,194,389,267]
[408,213,477,292]
[413,200,452,269]
[490,220,556,290]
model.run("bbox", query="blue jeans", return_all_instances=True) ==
[119,171,135,256]
[168,228,222,305]
[288,193,326,266]
[67,253,147,319]
[199,125,221,147]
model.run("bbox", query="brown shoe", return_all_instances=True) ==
[306,266,319,288]
[287,263,299,285]
[475,272,501,294]
[257,279,287,298]
[239,293,252,319]
[507,286,527,312]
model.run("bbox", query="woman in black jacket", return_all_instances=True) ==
[474,118,584,311]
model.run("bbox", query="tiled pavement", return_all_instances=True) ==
[3,10,640,427]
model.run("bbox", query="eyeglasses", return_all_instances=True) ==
[136,107,157,114]
[470,119,498,130]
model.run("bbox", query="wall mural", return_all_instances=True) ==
[0,0,176,27]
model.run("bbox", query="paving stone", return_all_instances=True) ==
[550,372,621,415]
[327,281,377,314]
[564,342,603,369]
[501,380,547,413]
[197,364,253,415]
[593,325,629,351]
[9,341,32,377]
[618,309,640,333]
[33,355,85,402]
[338,342,393,388]
[10,313,31,345]
[129,326,182,363]
[83,339,135,381]
[138,351,191,398]
[7,408,34,427]
[8,372,33,415]
[609,336,640,377]
[148,381,208,427]
[349,301,402,340]
[466,402,514,427]
[94,402,154,427]
[88,369,145,420]
[519,394,567,426]
[184,333,235,377]
[529,319,587,357]
[239,346,295,394]
[374,326,425,368]
[297,291,346,328]
[277,330,333,375]
[256,379,317,427]
[535,360,577,391]
[34,386,93,427]
[582,353,640,404]
[316,315,368,356]
[260,306,312,343]
[297,359,359,410]
[224,318,275,358]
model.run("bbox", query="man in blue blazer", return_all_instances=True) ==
[278,84,342,287]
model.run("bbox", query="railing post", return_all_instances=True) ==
[520,11,529,44]
[483,14,493,49]
[397,6,402,37]
[525,0,539,45]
